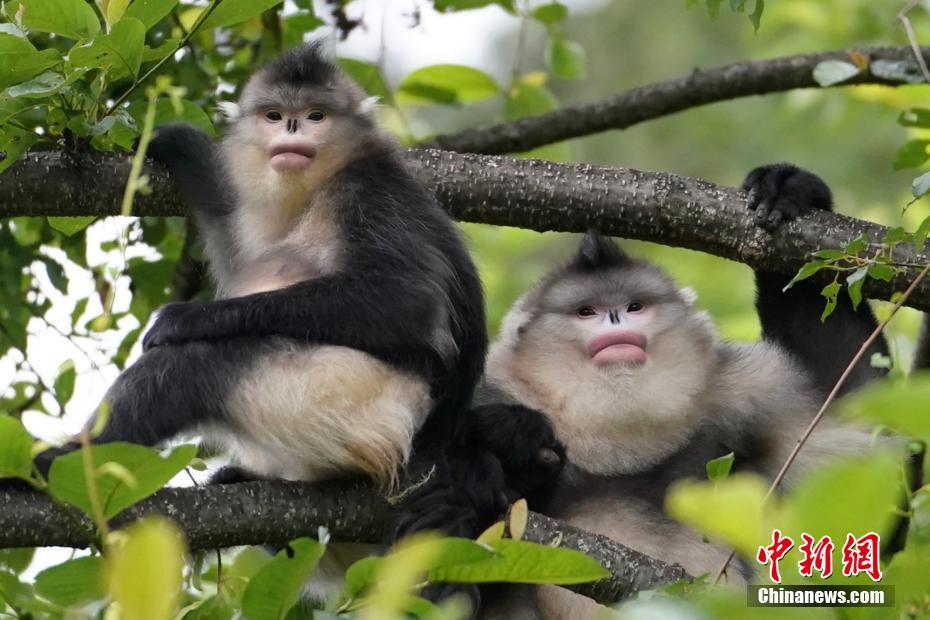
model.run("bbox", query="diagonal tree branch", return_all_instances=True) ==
[0,480,689,606]
[427,46,929,155]
[2,149,929,310]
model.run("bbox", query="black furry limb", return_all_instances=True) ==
[0,480,689,606]
[2,149,929,311]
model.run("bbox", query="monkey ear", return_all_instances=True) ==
[359,96,380,116]
[678,287,698,305]
[217,101,241,120]
[573,230,628,271]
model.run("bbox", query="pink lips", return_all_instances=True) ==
[588,331,648,366]
[269,142,317,171]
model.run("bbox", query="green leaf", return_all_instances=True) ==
[434,0,515,11]
[35,556,104,607]
[895,139,930,170]
[141,38,181,62]
[107,0,131,25]
[6,71,64,98]
[48,216,95,236]
[913,215,930,250]
[0,125,39,173]
[241,538,325,620]
[0,34,62,89]
[200,0,284,30]
[338,58,391,101]
[705,0,722,17]
[129,98,215,136]
[108,517,187,620]
[867,263,896,282]
[812,249,844,260]
[505,79,558,120]
[11,0,101,40]
[845,234,868,255]
[881,544,930,610]
[344,556,380,599]
[842,373,930,439]
[397,64,500,106]
[428,538,608,585]
[784,261,824,289]
[53,359,77,407]
[820,279,840,321]
[547,37,586,79]
[912,170,930,198]
[0,548,35,574]
[785,454,901,574]
[182,593,235,620]
[666,474,771,557]
[706,452,734,482]
[812,60,861,87]
[883,226,910,246]
[748,0,764,31]
[48,442,197,519]
[69,18,146,78]
[846,266,868,309]
[899,107,930,128]
[0,416,35,480]
[532,2,567,25]
[125,0,179,29]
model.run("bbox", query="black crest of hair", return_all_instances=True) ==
[572,230,629,272]
[264,41,338,87]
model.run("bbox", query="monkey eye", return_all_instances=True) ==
[576,306,597,318]
[307,109,326,122]
[627,301,645,313]
[265,110,283,122]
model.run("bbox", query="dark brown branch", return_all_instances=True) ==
[2,149,928,311]
[0,480,688,606]
[427,46,929,155]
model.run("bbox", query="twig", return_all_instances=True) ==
[713,261,930,583]
[898,1,930,83]
[426,45,930,155]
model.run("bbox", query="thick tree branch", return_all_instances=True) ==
[2,149,929,310]
[428,46,929,154]
[0,481,688,606]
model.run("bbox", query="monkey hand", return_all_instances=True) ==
[465,404,566,509]
[742,163,833,232]
[142,302,206,349]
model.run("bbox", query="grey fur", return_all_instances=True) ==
[480,242,887,618]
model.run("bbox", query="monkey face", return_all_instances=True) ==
[253,106,335,172]
[572,300,652,366]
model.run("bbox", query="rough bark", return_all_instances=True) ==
[428,46,930,154]
[2,149,929,310]
[0,480,689,606]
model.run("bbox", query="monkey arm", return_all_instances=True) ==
[744,164,889,396]
[141,268,446,373]
[147,124,237,259]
